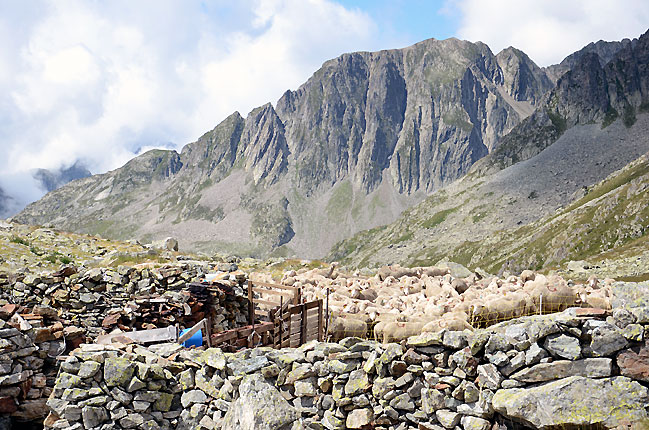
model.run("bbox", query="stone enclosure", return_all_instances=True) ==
[42,299,649,430]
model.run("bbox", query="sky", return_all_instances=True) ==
[1,0,648,216]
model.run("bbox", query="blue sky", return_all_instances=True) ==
[0,0,648,216]
[338,0,459,47]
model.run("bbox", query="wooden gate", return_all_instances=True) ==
[273,299,323,348]
[247,281,301,323]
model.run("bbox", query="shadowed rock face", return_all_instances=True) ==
[11,37,557,256]
[0,187,8,218]
[33,161,92,193]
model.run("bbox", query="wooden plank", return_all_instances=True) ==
[211,330,238,344]
[253,298,282,308]
[117,326,177,344]
[252,288,297,299]
[178,319,207,344]
[300,303,308,345]
[318,299,323,341]
[248,282,254,326]
[250,281,299,292]
[304,301,321,310]
[255,309,272,317]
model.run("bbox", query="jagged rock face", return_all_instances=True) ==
[496,47,553,105]
[474,29,649,175]
[277,38,550,194]
[545,38,635,82]
[16,37,554,256]
[32,161,92,193]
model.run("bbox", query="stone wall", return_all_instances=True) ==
[42,305,649,430]
[0,305,62,427]
[0,263,250,341]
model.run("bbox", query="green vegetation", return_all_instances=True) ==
[602,107,619,128]
[442,110,474,133]
[10,236,29,246]
[422,207,458,229]
[565,159,649,212]
[623,104,637,128]
[547,110,567,134]
[326,181,353,221]
[107,251,165,267]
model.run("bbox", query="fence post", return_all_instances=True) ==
[324,288,330,341]
[300,303,307,345]
[318,299,323,342]
[248,281,254,326]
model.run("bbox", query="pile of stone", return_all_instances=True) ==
[0,263,250,341]
[0,303,69,424]
[43,303,649,430]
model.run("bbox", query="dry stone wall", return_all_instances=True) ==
[42,304,649,430]
[0,263,250,342]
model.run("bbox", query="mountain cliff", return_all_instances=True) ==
[329,30,649,273]
[15,37,554,257]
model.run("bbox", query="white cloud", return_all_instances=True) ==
[453,0,649,66]
[0,0,379,216]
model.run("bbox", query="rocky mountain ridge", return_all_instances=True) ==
[15,36,557,257]
[329,30,649,275]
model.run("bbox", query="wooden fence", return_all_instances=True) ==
[247,280,301,322]
[191,280,323,352]
[273,299,323,348]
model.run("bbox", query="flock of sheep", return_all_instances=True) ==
[251,264,613,343]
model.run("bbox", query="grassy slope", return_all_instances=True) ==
[329,154,649,276]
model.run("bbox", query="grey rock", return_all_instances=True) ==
[81,406,108,429]
[461,416,491,430]
[544,334,581,360]
[227,355,269,375]
[346,408,373,429]
[181,390,207,408]
[492,376,649,428]
[590,323,628,357]
[222,373,300,430]
[477,364,502,390]
[421,388,445,414]
[435,409,460,429]
[511,358,612,382]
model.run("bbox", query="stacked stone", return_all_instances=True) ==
[43,305,649,430]
[1,263,249,340]
[0,304,65,424]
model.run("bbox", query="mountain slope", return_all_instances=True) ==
[15,37,553,257]
[329,29,649,272]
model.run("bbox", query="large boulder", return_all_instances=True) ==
[492,376,649,429]
[222,373,300,430]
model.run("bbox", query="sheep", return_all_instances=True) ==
[329,315,368,341]
[382,321,427,343]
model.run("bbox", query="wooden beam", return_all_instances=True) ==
[178,319,207,345]
[252,288,297,299]
[250,281,299,292]
[248,282,254,326]
[252,298,282,307]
